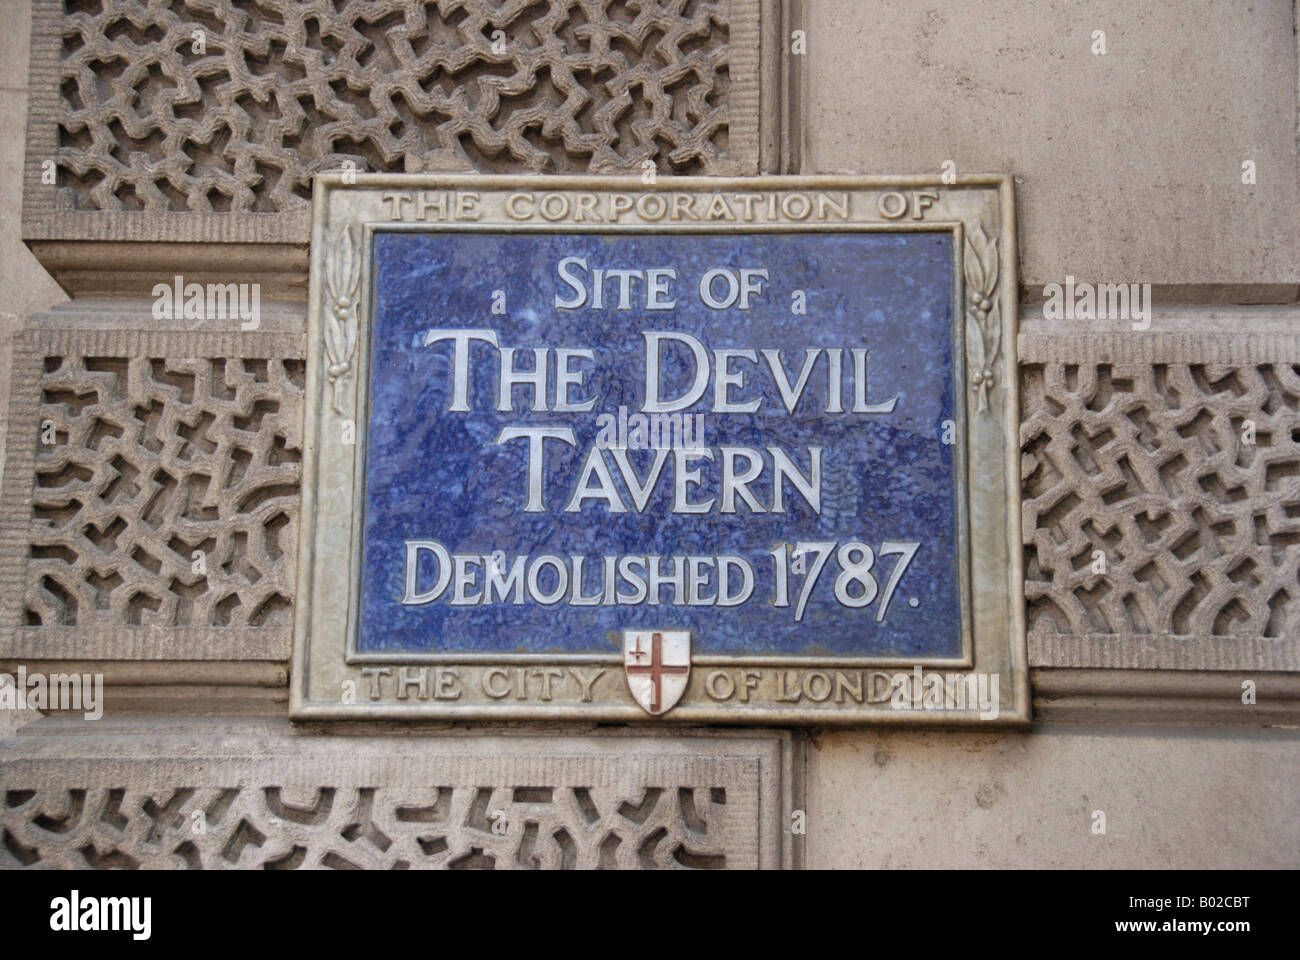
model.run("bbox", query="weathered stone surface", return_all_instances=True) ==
[804,0,1300,289]
[0,719,795,869]
[0,0,68,508]
[806,725,1300,868]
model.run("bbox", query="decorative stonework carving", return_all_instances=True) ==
[1021,362,1300,659]
[1,783,732,870]
[48,0,749,219]
[324,225,361,415]
[0,728,790,868]
[24,355,303,630]
[0,322,306,661]
[964,224,1001,414]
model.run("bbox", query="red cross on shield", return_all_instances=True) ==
[623,629,691,716]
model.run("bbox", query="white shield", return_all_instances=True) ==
[623,630,691,716]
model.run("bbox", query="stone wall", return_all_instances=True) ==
[1,0,1297,869]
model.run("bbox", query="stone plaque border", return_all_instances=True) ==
[292,174,1028,724]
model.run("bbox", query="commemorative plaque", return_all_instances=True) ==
[292,176,1028,723]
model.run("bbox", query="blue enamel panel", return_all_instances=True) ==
[357,230,960,658]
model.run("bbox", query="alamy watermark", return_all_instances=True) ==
[1042,275,1152,330]
[594,405,707,451]
[888,667,1000,720]
[1,667,103,720]
[50,890,150,940]
[152,274,261,330]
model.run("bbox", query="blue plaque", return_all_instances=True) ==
[359,230,961,660]
[293,177,1027,724]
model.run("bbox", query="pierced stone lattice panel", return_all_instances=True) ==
[28,356,303,627]
[0,325,305,661]
[0,730,786,868]
[1021,361,1300,670]
[2,784,735,869]
[25,0,763,242]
